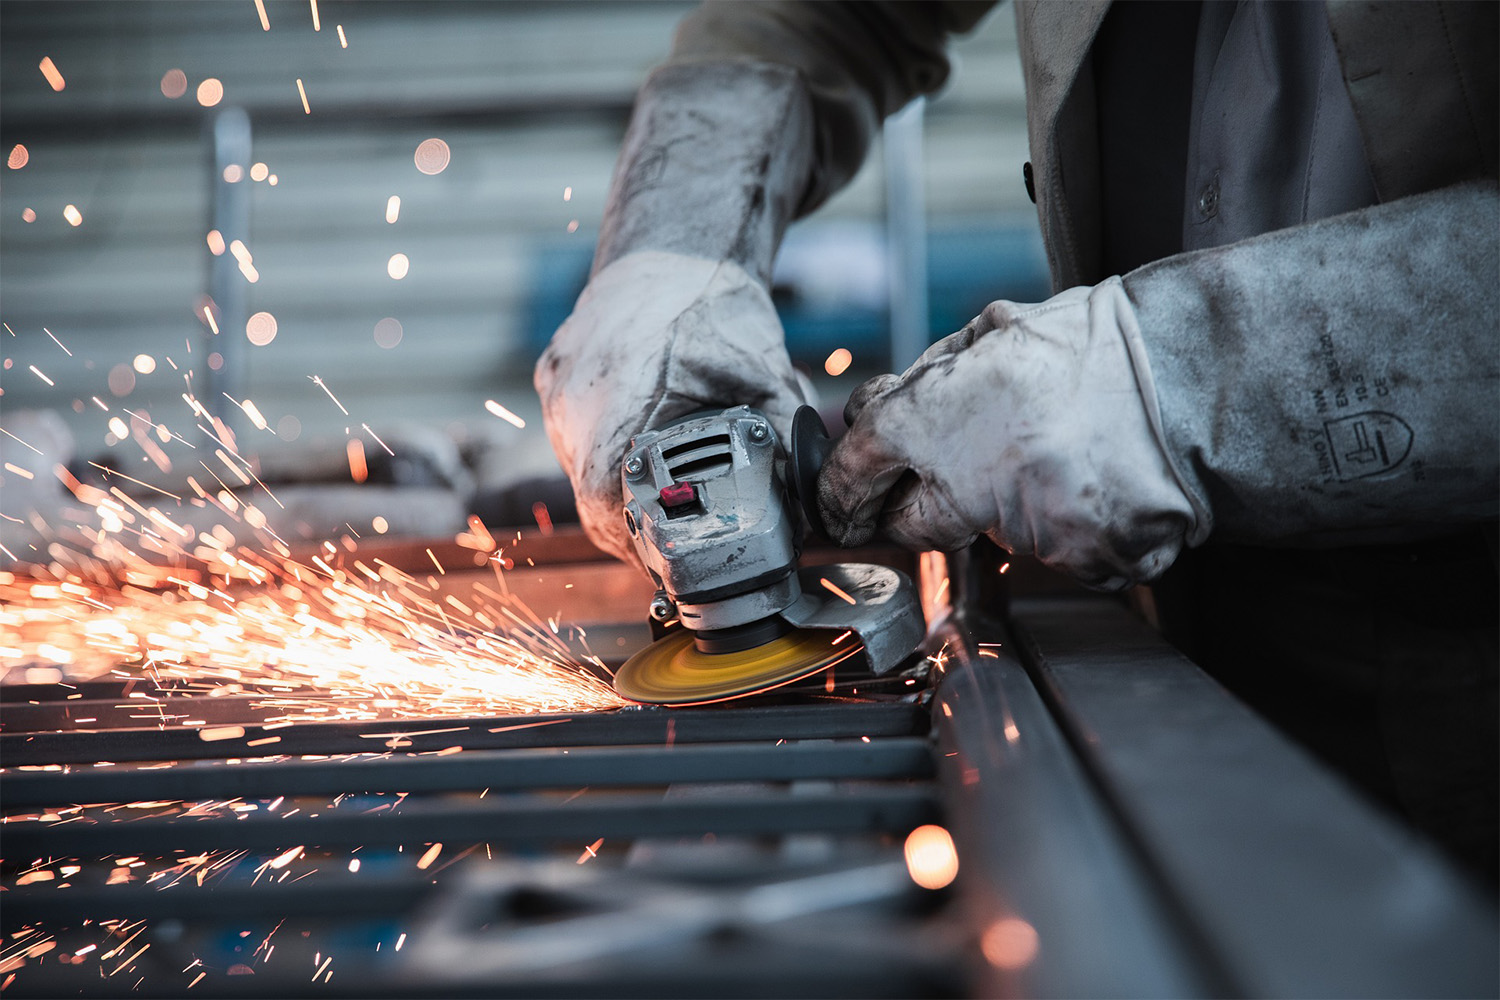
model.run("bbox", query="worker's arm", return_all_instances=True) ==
[818,181,1499,588]
[536,1,993,562]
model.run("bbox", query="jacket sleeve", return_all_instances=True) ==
[666,1,997,215]
[1123,179,1499,546]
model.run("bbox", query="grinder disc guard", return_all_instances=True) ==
[613,627,860,705]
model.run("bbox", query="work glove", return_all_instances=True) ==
[535,60,817,563]
[536,251,807,563]
[820,182,1499,588]
[818,278,1207,591]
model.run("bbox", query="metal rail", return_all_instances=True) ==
[1,701,925,765]
[3,738,934,807]
[5,786,939,859]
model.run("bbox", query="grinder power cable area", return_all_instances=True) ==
[612,406,925,705]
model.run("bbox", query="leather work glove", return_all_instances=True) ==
[819,183,1499,588]
[536,251,806,562]
[818,278,1207,591]
[535,60,817,564]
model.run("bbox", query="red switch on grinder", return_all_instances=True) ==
[658,481,700,514]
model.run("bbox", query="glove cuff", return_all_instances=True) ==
[1098,276,1215,547]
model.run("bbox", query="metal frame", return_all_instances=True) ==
[3,539,1495,998]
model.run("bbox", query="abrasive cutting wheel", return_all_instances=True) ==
[613,627,863,705]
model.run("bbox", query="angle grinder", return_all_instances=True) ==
[611,405,925,705]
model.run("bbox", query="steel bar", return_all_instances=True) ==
[1009,596,1500,998]
[2,695,311,732]
[2,738,934,808]
[3,786,939,859]
[0,702,926,765]
[929,618,1219,998]
[2,872,434,925]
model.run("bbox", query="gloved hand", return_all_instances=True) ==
[535,59,817,564]
[817,277,1208,591]
[536,250,806,563]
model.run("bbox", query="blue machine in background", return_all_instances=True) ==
[525,223,1052,371]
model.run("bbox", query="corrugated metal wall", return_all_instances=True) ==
[1,0,1036,479]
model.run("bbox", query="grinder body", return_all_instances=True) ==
[613,406,924,704]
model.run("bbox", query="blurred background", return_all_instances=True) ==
[1,0,1046,536]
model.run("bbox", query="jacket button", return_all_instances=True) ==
[1196,180,1219,218]
[1022,161,1036,204]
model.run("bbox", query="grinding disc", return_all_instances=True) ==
[613,627,863,705]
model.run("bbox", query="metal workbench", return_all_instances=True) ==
[2,533,1494,997]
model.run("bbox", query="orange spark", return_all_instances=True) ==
[346,439,368,483]
[824,347,853,376]
[415,843,442,870]
[820,577,857,605]
[253,0,270,30]
[296,78,310,115]
[576,838,605,864]
[337,24,348,47]
[44,327,72,356]
[160,69,187,99]
[29,364,54,386]
[904,824,959,890]
[981,918,1039,970]
[387,253,410,279]
[413,138,450,175]
[63,204,83,226]
[484,400,525,428]
[308,375,349,415]
[245,312,278,346]
[7,144,28,169]
[39,57,65,91]
[197,78,223,107]
[532,502,553,536]
[309,0,321,30]
[385,195,400,223]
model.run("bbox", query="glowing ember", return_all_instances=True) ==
[820,577,857,605]
[39,56,66,91]
[981,917,1039,970]
[824,347,853,376]
[346,438,368,483]
[903,824,959,890]
[8,144,29,170]
[245,312,278,346]
[0,414,625,719]
[413,138,451,175]
[373,317,403,349]
[197,78,224,107]
[484,400,525,428]
[160,69,188,99]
